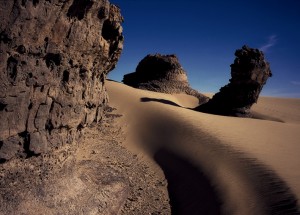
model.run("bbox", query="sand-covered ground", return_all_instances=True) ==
[106,80,300,215]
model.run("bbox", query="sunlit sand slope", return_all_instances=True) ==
[106,80,300,215]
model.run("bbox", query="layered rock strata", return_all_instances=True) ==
[123,54,209,104]
[0,0,124,162]
[196,45,272,117]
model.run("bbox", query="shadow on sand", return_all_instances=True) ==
[154,148,221,215]
[140,97,299,214]
[140,97,284,123]
[140,97,181,107]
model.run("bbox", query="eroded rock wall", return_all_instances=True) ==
[0,0,124,161]
[196,45,272,117]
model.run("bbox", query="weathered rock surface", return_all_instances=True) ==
[123,54,209,104]
[0,0,124,161]
[196,45,272,117]
[0,110,171,215]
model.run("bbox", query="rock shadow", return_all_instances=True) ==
[140,97,285,123]
[154,148,221,215]
[140,97,181,107]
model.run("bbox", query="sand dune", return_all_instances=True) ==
[252,97,300,124]
[106,80,300,214]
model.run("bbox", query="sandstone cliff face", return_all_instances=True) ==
[196,45,272,117]
[0,0,124,162]
[123,54,209,104]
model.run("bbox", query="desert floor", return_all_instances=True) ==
[106,80,300,215]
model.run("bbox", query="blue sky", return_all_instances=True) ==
[108,0,300,98]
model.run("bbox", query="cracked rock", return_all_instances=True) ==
[0,0,124,161]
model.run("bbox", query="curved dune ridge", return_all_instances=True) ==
[106,80,300,214]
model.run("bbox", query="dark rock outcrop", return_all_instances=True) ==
[196,45,272,117]
[123,54,209,104]
[0,0,124,162]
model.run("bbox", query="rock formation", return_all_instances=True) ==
[196,45,272,117]
[0,0,124,162]
[123,54,209,104]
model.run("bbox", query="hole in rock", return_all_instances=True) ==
[77,123,84,131]
[0,31,12,44]
[21,0,27,6]
[62,70,70,83]
[28,102,33,110]
[32,0,39,6]
[0,102,7,111]
[79,68,87,80]
[67,0,94,20]
[19,131,36,158]
[98,7,107,19]
[17,45,26,54]
[45,119,54,134]
[7,56,18,83]
[0,158,6,164]
[85,102,96,109]
[44,53,62,68]
[44,37,49,50]
[102,20,119,41]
